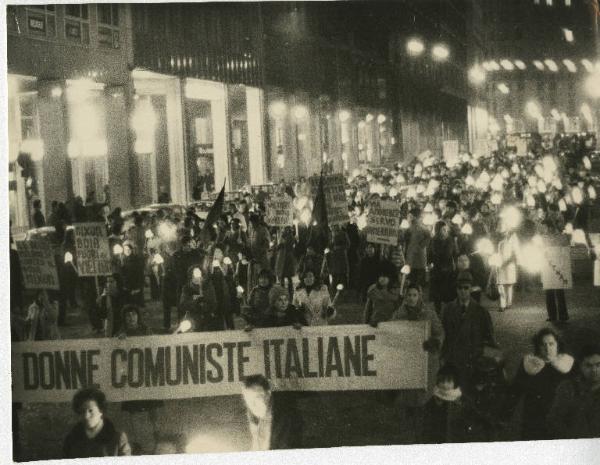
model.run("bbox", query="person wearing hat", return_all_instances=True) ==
[441,271,497,391]
[262,284,306,328]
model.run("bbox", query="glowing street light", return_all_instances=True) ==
[563,59,577,73]
[562,28,574,43]
[497,83,510,94]
[432,44,450,61]
[585,72,600,98]
[544,59,558,72]
[339,110,351,122]
[406,38,425,56]
[293,105,308,120]
[582,59,594,72]
[468,66,486,85]
[533,60,545,70]
[269,101,287,118]
[514,60,526,70]
[500,59,514,71]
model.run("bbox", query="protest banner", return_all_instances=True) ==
[265,196,294,227]
[73,223,112,277]
[442,140,459,166]
[11,321,430,403]
[15,239,59,290]
[366,199,402,246]
[310,174,348,226]
[541,246,573,290]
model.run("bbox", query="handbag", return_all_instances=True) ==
[485,269,500,301]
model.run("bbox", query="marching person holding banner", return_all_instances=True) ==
[293,270,336,326]
[63,388,131,458]
[263,284,307,328]
[116,305,163,455]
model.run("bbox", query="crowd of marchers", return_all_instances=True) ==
[9,132,600,458]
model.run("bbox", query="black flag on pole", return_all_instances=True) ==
[308,172,329,254]
[201,180,226,240]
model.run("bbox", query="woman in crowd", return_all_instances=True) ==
[391,284,444,441]
[428,221,457,314]
[496,228,519,312]
[275,226,297,299]
[507,327,574,440]
[63,388,131,458]
[293,270,335,326]
[263,284,307,328]
[25,290,60,341]
[243,269,274,329]
[116,305,163,454]
[364,264,402,327]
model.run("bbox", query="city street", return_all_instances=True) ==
[16,273,600,460]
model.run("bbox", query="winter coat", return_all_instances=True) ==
[509,353,574,440]
[547,375,600,439]
[243,284,273,327]
[364,284,402,325]
[293,285,334,326]
[391,303,444,406]
[405,222,431,270]
[275,232,297,278]
[441,299,495,386]
[429,236,457,303]
[327,230,350,278]
[63,418,131,458]
[249,224,271,271]
[358,256,381,296]
[262,304,308,328]
[421,394,470,443]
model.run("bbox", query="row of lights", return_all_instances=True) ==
[268,102,388,124]
[406,38,450,61]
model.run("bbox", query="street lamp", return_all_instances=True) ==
[526,101,542,119]
[432,44,450,61]
[585,72,600,98]
[406,38,425,56]
[468,66,486,85]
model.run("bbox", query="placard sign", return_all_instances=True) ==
[73,223,112,277]
[11,322,430,403]
[541,246,573,290]
[266,197,294,227]
[366,199,402,246]
[310,174,348,226]
[15,239,59,290]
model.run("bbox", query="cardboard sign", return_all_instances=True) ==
[541,246,573,290]
[366,199,402,246]
[73,223,112,277]
[506,134,528,156]
[310,174,348,226]
[15,239,59,290]
[11,322,430,403]
[442,140,459,167]
[265,196,294,227]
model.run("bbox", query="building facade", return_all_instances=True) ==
[7,2,474,232]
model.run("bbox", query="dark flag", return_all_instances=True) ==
[308,173,329,254]
[201,181,226,241]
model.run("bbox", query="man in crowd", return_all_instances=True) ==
[404,207,431,289]
[441,271,497,390]
[547,344,600,439]
[240,375,303,451]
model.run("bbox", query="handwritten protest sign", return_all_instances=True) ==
[541,246,573,290]
[11,322,429,403]
[310,174,348,226]
[366,199,402,246]
[15,239,59,290]
[73,223,112,277]
[266,196,294,227]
